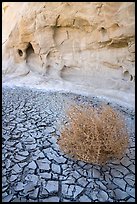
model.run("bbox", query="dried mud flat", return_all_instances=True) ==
[2,86,135,202]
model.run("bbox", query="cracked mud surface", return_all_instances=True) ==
[2,86,135,202]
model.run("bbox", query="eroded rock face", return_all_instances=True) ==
[2,2,135,107]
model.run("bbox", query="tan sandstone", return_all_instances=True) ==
[2,2,135,108]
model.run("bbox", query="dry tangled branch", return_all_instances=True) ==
[58,105,129,165]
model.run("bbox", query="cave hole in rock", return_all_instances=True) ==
[100,27,107,36]
[101,27,105,30]
[100,27,106,33]
[112,23,120,29]
[18,49,23,57]
[61,65,69,72]
[115,23,119,27]
[26,42,34,58]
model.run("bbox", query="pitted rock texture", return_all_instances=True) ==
[2,86,135,202]
[2,2,135,108]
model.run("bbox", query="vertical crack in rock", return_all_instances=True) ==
[52,14,61,45]
[73,19,75,26]
[96,3,103,15]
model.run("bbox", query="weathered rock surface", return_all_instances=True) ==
[2,2,135,108]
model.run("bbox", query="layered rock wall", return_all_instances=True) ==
[2,2,135,107]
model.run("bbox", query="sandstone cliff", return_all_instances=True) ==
[2,2,135,107]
